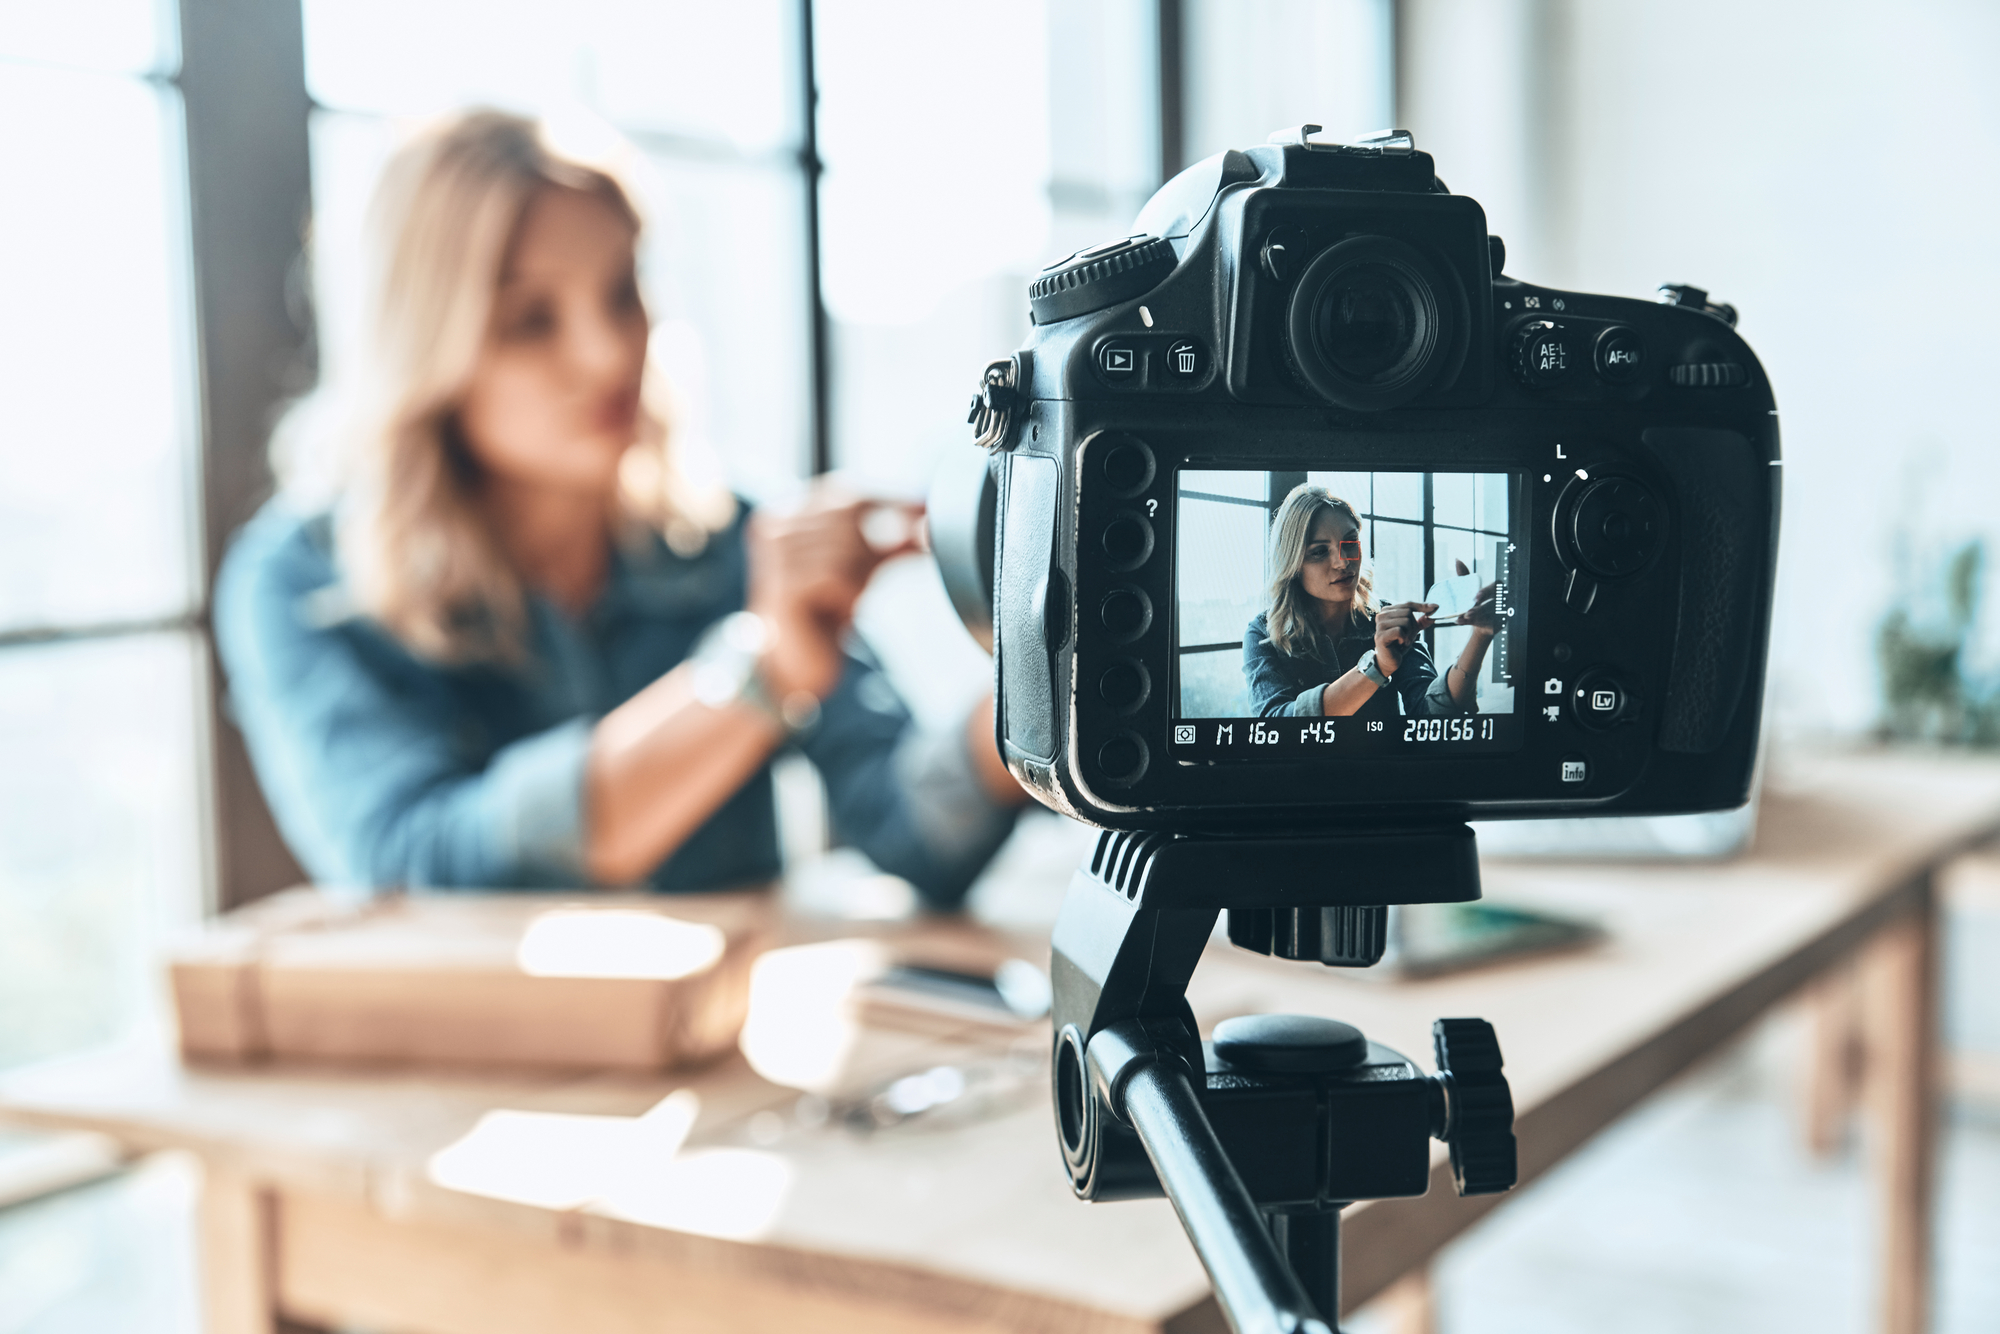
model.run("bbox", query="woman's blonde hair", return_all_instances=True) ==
[272,109,731,663]
[1264,483,1375,657]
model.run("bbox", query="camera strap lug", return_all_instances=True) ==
[967,352,1029,452]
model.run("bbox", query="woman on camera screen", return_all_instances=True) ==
[215,111,1023,904]
[1243,484,1497,720]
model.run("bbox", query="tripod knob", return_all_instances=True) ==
[1227,904,1388,967]
[1431,1017,1517,1196]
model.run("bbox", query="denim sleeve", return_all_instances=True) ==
[1244,629,1328,718]
[214,512,594,890]
[1423,669,1473,717]
[1393,641,1449,719]
[796,644,1018,911]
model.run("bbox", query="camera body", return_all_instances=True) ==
[949,130,1778,837]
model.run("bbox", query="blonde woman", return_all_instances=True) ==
[1242,483,1496,719]
[216,111,1023,900]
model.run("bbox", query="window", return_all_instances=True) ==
[1183,0,1393,159]
[0,3,208,1068]
[817,0,1163,727]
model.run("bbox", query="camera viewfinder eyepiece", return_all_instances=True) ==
[1287,235,1457,410]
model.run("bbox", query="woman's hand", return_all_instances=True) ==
[1462,582,1500,638]
[747,486,923,700]
[1373,601,1437,675]
[1452,561,1500,640]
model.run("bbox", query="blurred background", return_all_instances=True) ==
[2,1,1998,1330]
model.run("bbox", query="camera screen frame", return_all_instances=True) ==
[1167,465,1530,763]
[1055,420,1705,826]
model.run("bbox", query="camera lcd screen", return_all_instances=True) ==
[1171,468,1527,758]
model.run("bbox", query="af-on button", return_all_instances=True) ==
[1595,326,1644,383]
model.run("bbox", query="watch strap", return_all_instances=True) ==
[690,612,821,736]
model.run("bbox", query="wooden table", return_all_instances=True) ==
[1,748,1991,1334]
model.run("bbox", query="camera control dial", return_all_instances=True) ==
[1568,477,1662,578]
[1031,235,1177,324]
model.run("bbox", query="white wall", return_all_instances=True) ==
[1403,0,2000,736]
[1184,0,1393,160]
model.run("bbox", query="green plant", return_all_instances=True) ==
[1876,539,2000,745]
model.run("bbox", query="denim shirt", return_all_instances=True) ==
[1242,610,1462,720]
[213,501,1017,907]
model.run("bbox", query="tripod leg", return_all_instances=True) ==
[1264,1208,1341,1328]
[1121,1060,1332,1334]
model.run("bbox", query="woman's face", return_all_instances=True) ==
[456,186,648,498]
[1298,508,1361,611]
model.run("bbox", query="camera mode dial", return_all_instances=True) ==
[1030,236,1177,324]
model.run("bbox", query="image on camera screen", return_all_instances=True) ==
[1171,468,1526,757]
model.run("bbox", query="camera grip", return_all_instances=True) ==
[1649,428,1772,754]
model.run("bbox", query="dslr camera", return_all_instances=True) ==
[941,125,1776,837]
[932,127,1779,1333]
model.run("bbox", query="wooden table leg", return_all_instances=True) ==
[1371,1264,1436,1334]
[1860,880,1940,1334]
[1801,964,1863,1157]
[200,1162,277,1334]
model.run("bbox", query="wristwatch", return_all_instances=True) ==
[688,612,821,735]
[1356,648,1391,687]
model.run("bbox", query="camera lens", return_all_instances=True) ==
[1315,264,1421,380]
[1287,236,1454,411]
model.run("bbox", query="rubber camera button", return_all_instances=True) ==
[1559,756,1589,784]
[1165,338,1205,379]
[1101,511,1154,572]
[1099,437,1155,497]
[1097,342,1138,380]
[1511,319,1573,388]
[1095,732,1148,785]
[1570,670,1632,730]
[1097,659,1150,714]
[1595,326,1644,383]
[1040,568,1070,651]
[1099,588,1152,643]
[1213,1014,1367,1073]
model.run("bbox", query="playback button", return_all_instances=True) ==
[1570,669,1634,730]
[1097,341,1138,380]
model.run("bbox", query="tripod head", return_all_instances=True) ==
[1050,826,1517,1333]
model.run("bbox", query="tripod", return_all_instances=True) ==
[1050,826,1517,1334]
